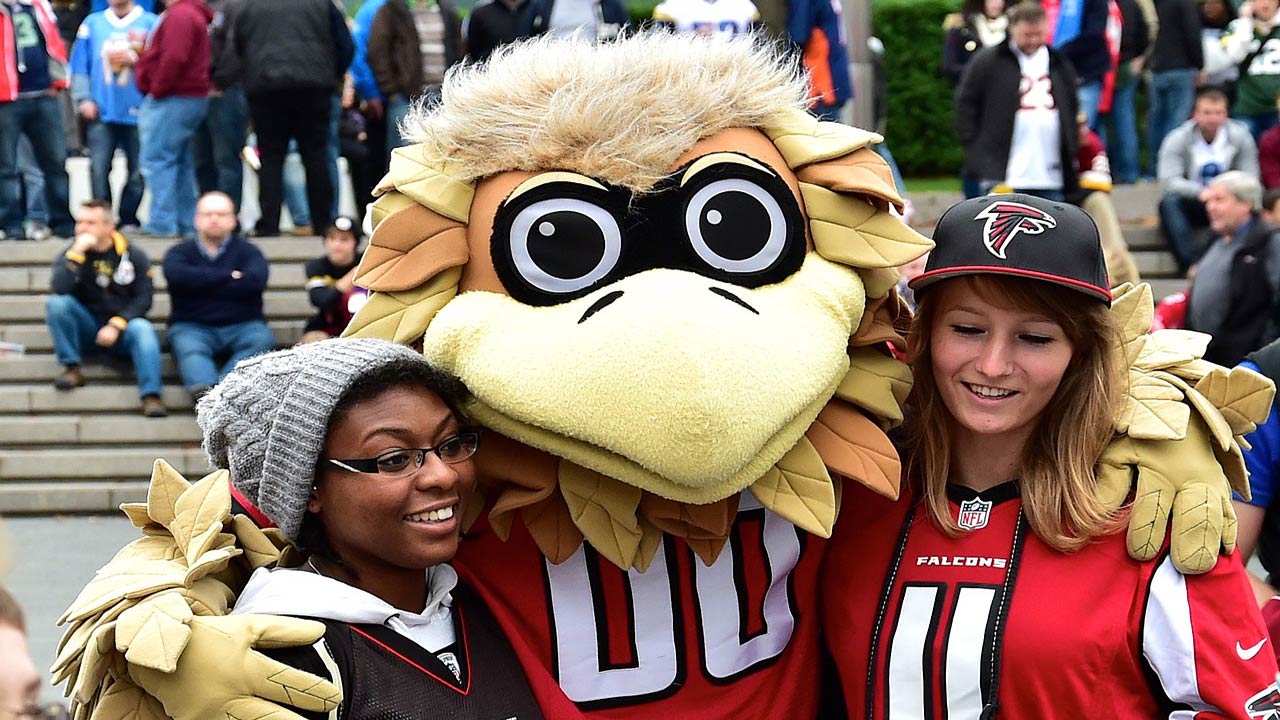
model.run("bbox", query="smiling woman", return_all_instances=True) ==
[823,194,1280,718]
[196,338,543,720]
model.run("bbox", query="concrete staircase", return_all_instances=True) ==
[0,236,322,513]
[0,184,1183,515]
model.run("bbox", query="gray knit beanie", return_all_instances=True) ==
[196,337,427,541]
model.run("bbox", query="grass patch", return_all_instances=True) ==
[903,177,962,193]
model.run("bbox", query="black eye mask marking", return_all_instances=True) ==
[491,181,631,307]
[673,160,806,288]
[489,157,805,307]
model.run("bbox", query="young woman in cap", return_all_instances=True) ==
[199,337,543,719]
[823,194,1279,717]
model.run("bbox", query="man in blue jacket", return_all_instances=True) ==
[162,191,275,399]
[69,0,157,230]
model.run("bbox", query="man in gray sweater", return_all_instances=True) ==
[1158,85,1258,273]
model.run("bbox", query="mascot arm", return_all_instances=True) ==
[1099,284,1275,575]
[55,461,342,720]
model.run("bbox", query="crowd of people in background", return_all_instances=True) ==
[944,0,1280,372]
[37,0,858,421]
[0,0,857,244]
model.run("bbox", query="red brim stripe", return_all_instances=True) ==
[230,484,277,530]
[908,266,1113,303]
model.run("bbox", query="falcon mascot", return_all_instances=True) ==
[54,33,1266,719]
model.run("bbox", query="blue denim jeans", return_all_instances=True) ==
[1101,68,1140,183]
[17,134,46,224]
[87,121,143,227]
[0,94,73,237]
[1158,192,1210,272]
[167,319,275,390]
[139,95,208,236]
[193,85,247,210]
[45,294,163,397]
[1148,69,1197,176]
[1242,113,1280,144]
[1078,79,1103,130]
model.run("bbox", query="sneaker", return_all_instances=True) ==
[290,225,315,237]
[241,145,261,172]
[119,224,141,234]
[141,395,168,418]
[54,364,85,390]
[25,222,52,241]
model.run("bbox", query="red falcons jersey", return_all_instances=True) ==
[823,481,1280,719]
[452,492,826,718]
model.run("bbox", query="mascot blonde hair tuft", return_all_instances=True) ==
[407,33,812,192]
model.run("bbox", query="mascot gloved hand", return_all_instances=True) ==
[54,462,341,719]
[55,33,1264,718]
[1097,283,1275,574]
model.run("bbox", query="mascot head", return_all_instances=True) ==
[346,33,932,570]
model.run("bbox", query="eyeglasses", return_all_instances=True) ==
[324,432,481,477]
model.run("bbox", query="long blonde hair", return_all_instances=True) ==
[904,276,1123,552]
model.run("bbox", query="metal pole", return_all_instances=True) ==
[846,0,873,128]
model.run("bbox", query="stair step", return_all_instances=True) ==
[909,185,1165,227]
[0,355,180,382]
[0,290,313,322]
[1144,277,1188,300]
[0,480,149,513]
[0,320,304,354]
[0,236,323,266]
[0,265,314,293]
[0,414,200,445]
[0,385,194,412]
[0,446,209,480]
[1120,224,1163,251]
[1133,250,1180,278]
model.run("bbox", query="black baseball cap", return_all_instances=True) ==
[325,216,363,243]
[909,193,1112,304]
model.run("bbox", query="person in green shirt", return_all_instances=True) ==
[1225,0,1280,140]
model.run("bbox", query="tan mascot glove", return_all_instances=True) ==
[54,460,342,719]
[1098,284,1275,574]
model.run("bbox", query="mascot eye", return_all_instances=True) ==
[684,178,789,274]
[509,198,623,295]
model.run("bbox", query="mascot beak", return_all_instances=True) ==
[421,254,867,504]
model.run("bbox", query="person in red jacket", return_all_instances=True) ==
[0,0,74,239]
[134,0,211,237]
[1259,95,1280,189]
[824,194,1280,718]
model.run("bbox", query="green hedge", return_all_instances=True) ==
[873,0,963,177]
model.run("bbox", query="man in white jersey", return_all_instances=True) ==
[954,1,1079,201]
[652,0,759,39]
[1157,84,1259,273]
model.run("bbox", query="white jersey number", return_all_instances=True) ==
[544,495,801,706]
[1249,38,1280,76]
[886,584,1000,720]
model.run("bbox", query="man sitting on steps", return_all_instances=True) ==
[45,199,166,417]
[163,191,275,400]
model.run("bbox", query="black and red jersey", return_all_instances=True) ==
[823,480,1280,719]
[452,492,827,718]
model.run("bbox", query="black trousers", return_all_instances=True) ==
[249,87,334,236]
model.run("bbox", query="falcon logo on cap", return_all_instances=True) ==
[974,201,1057,260]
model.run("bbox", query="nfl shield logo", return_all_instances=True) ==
[958,498,992,530]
